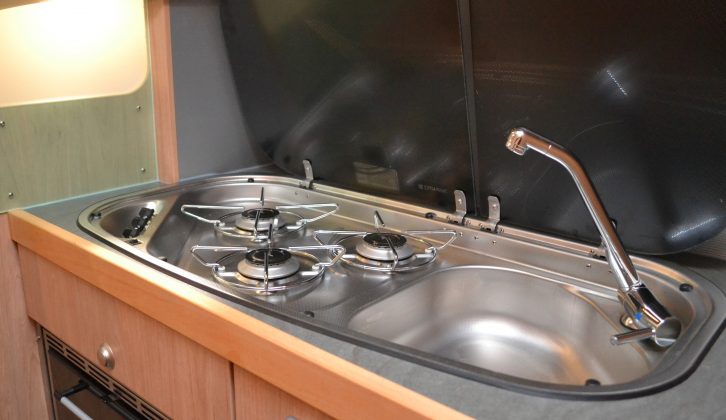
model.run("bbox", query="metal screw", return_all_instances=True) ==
[586,263,592,268]
[140,167,146,173]
[135,105,142,111]
[0,120,5,128]
[679,283,693,292]
[491,240,497,244]
[7,192,14,199]
[585,378,601,386]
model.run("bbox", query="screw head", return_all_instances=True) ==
[140,167,146,173]
[585,378,601,386]
[7,192,14,199]
[135,105,142,111]
[0,120,5,128]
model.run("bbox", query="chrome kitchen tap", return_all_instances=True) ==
[505,128,681,347]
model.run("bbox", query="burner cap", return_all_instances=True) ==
[355,233,415,262]
[242,208,280,220]
[237,248,300,281]
[245,248,292,266]
[363,233,408,249]
[235,208,282,233]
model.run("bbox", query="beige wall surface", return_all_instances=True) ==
[0,77,157,212]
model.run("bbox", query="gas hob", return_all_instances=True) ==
[78,173,725,399]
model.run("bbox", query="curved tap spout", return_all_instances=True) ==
[505,128,681,347]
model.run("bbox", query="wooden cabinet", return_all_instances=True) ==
[17,246,333,420]
[11,210,467,420]
[18,247,234,420]
[234,366,331,420]
[0,216,50,420]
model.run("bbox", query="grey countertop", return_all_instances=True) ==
[24,180,726,420]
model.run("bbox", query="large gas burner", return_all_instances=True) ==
[190,243,344,295]
[181,188,337,241]
[315,211,459,272]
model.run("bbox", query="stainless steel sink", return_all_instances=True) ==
[349,267,655,386]
[78,175,726,399]
[348,261,722,396]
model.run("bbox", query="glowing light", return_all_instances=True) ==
[0,0,147,107]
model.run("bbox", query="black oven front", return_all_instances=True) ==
[42,329,169,420]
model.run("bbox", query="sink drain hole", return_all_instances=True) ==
[303,311,315,318]
[585,378,601,387]
[679,283,693,292]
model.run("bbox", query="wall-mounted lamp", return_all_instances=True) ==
[0,0,148,107]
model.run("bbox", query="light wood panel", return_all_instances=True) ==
[0,0,169,212]
[0,77,157,212]
[0,215,50,420]
[235,366,332,420]
[0,0,42,9]
[148,0,179,184]
[19,247,234,420]
[9,210,470,420]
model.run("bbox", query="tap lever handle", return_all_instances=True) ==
[610,327,654,345]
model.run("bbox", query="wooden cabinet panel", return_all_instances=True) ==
[18,247,234,420]
[0,215,50,420]
[235,365,332,420]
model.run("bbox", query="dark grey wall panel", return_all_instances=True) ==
[170,0,270,179]
[177,0,725,254]
[470,1,726,254]
[220,0,473,211]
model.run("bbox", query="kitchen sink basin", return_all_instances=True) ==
[78,176,726,399]
[349,267,652,386]
[348,263,722,397]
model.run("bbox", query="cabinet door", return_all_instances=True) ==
[19,247,234,420]
[235,365,332,420]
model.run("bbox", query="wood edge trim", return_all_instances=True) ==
[9,210,469,420]
[147,0,179,184]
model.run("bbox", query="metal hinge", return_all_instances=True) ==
[448,190,468,224]
[590,245,608,259]
[590,220,617,259]
[447,191,501,232]
[302,160,314,189]
[467,195,501,232]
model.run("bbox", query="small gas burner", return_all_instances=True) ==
[235,208,282,232]
[315,211,459,273]
[190,244,344,295]
[180,187,337,241]
[356,233,414,262]
[237,248,300,280]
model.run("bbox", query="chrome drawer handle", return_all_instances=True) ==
[97,343,115,370]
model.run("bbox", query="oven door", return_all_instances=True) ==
[43,330,168,420]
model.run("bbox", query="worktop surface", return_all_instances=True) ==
[24,179,726,420]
